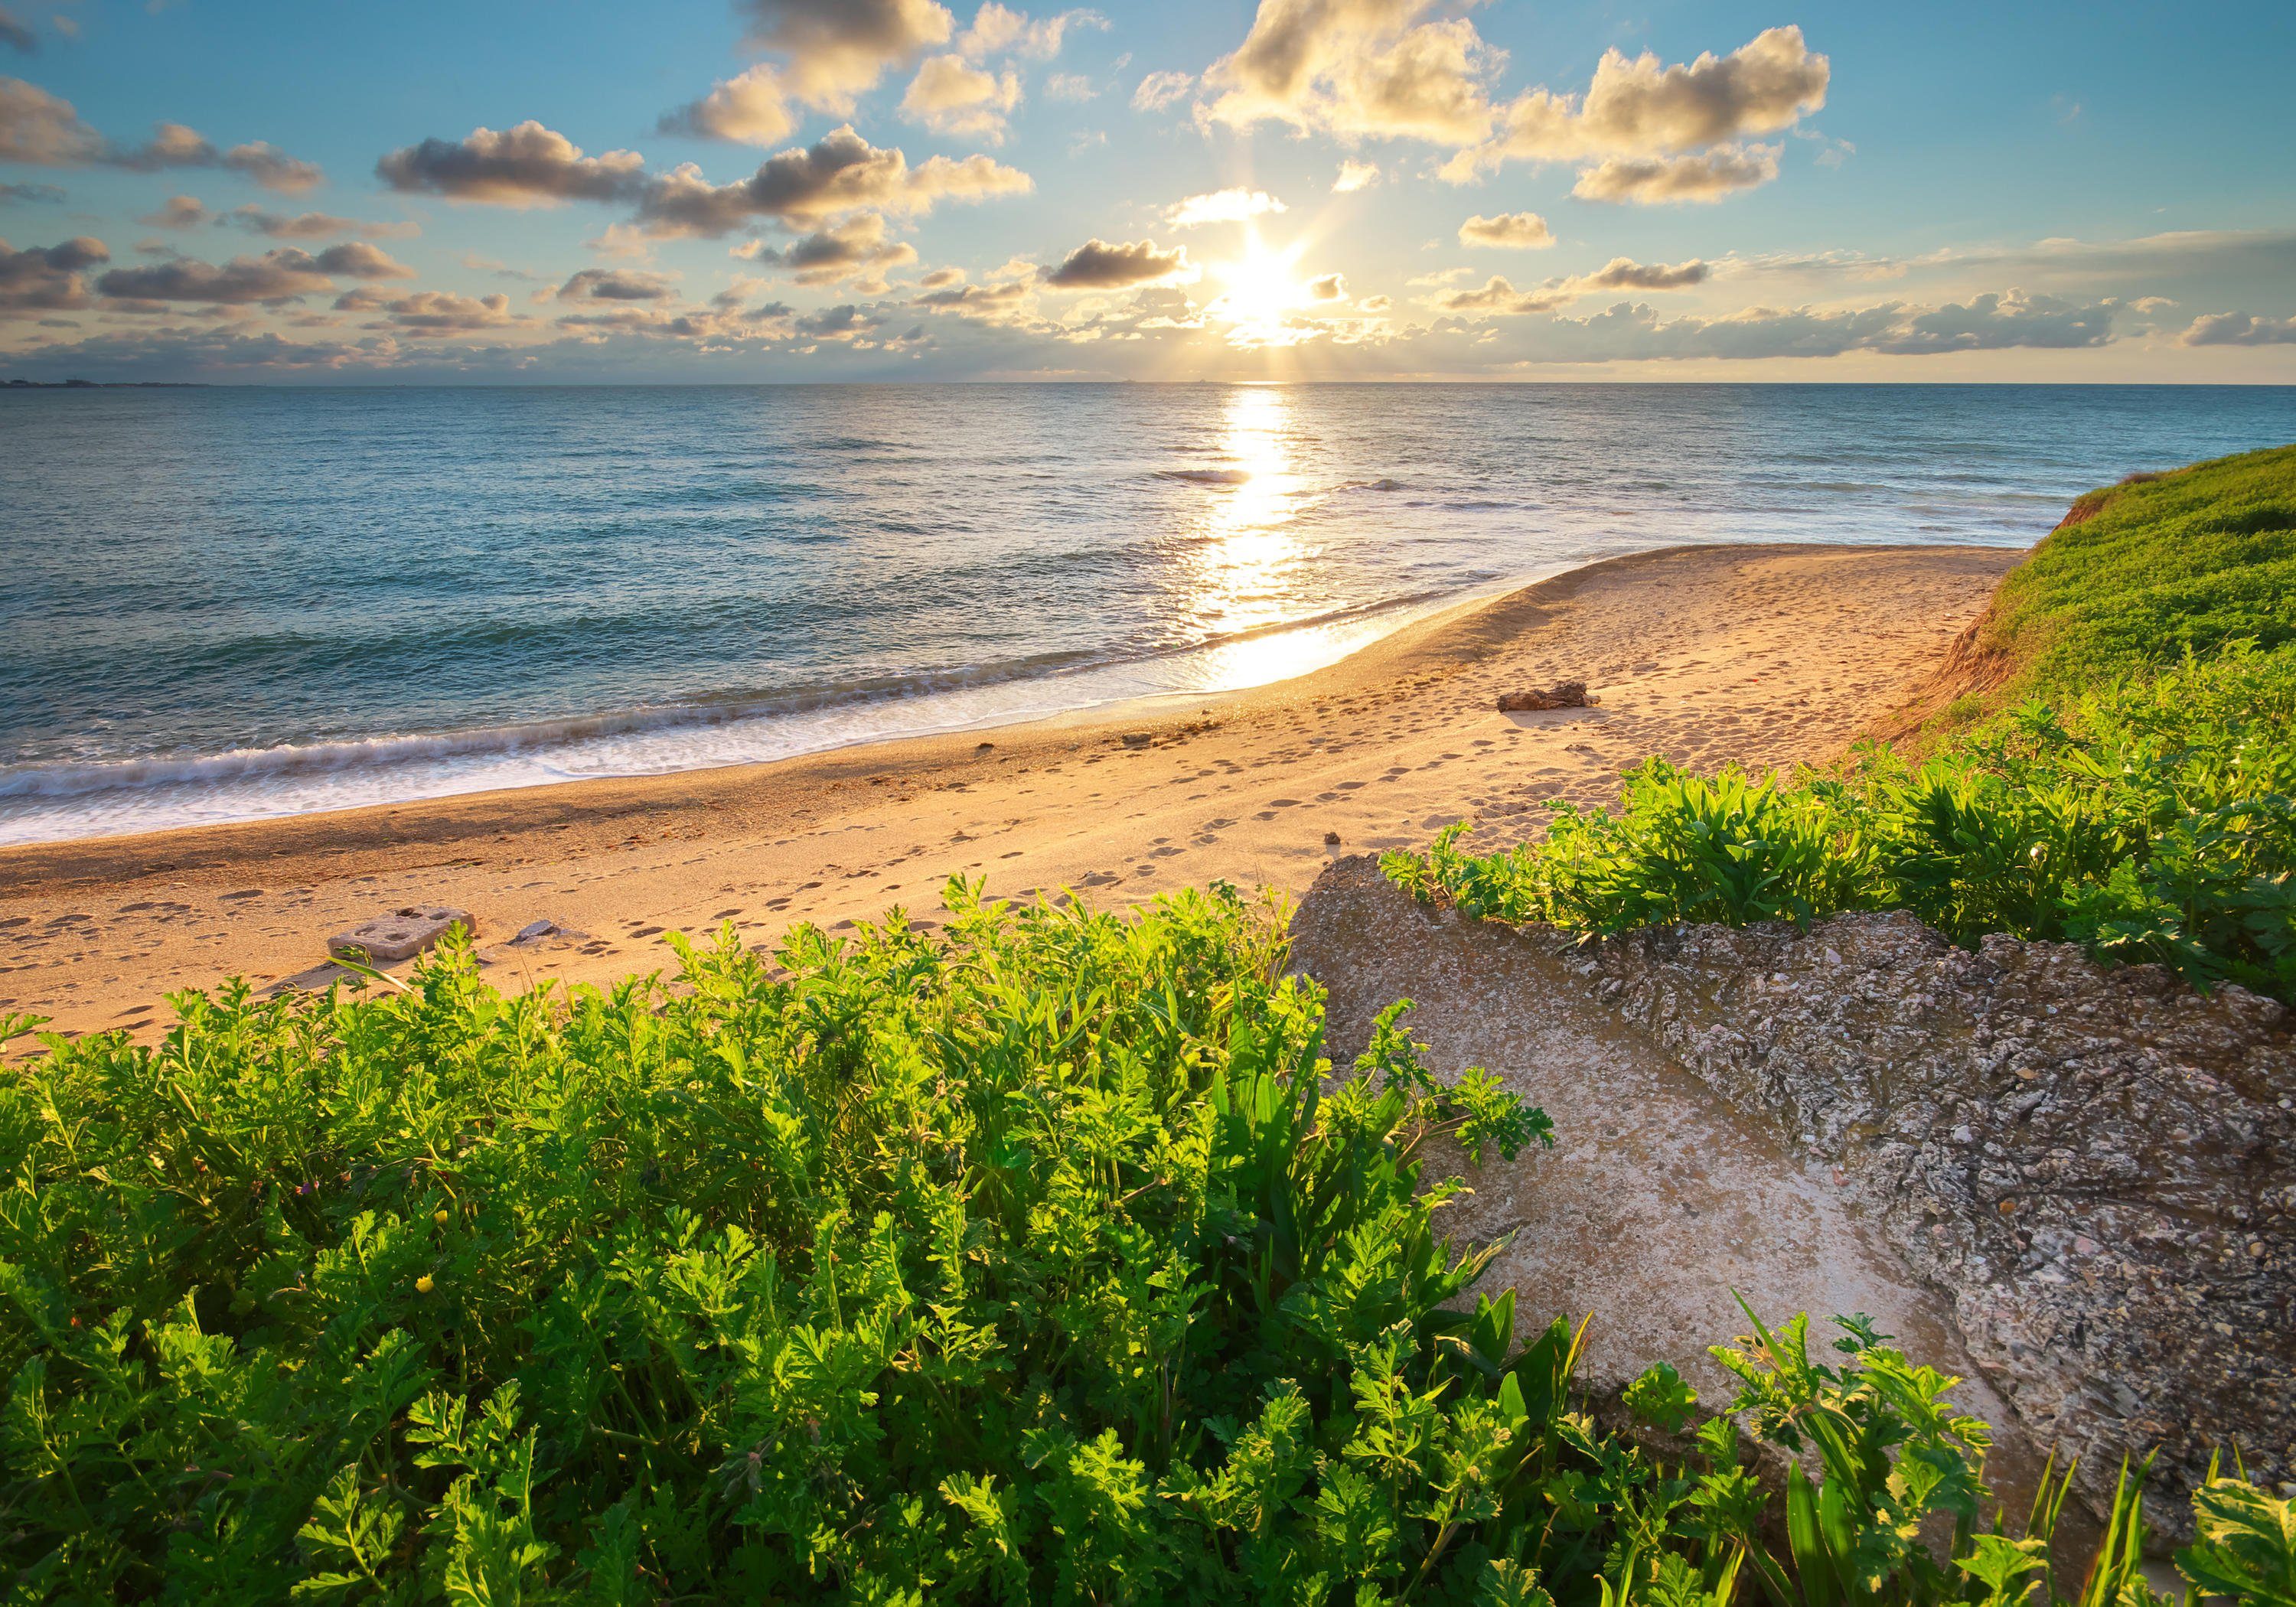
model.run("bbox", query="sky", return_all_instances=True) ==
[2,0,2293,383]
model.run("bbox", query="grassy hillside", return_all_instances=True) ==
[1987,445,2296,699]
[1388,445,2296,1003]
[5,895,2286,1602]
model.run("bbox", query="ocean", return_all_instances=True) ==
[4,382,2292,847]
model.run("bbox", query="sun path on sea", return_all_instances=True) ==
[0,544,2020,1041]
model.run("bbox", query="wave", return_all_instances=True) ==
[0,588,1466,812]
[1156,468,1252,486]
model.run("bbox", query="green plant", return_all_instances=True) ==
[1,887,2283,1602]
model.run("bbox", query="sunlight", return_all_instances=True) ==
[1179,384,1328,687]
[1208,233,1317,349]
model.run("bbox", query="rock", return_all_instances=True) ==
[326,906,475,963]
[510,919,558,944]
[1120,733,1153,748]
[1324,830,1343,846]
[1296,856,2294,1538]
[1498,680,1596,712]
[1289,856,2056,1525]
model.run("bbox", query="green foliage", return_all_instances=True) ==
[1985,445,2296,702]
[0,886,2280,1601]
[1387,637,2296,1004]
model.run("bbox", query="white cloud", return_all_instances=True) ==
[1167,187,1284,227]
[1447,27,1828,177]
[1571,142,1780,204]
[2177,311,2296,347]
[1458,211,1551,249]
[1131,70,1193,112]
[635,125,1030,236]
[377,122,645,207]
[1332,158,1379,192]
[1200,0,1500,145]
[901,53,1023,140]
[660,66,797,147]
[733,0,954,112]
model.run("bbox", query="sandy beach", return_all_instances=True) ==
[0,541,2020,1041]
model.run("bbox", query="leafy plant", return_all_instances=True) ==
[0,885,2280,1601]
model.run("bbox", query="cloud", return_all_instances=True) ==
[1508,287,2119,363]
[1458,210,1551,249]
[377,121,645,207]
[733,0,954,112]
[96,248,338,305]
[103,124,324,192]
[221,142,325,194]
[1199,0,1501,144]
[1570,142,1779,204]
[1306,272,1345,302]
[1042,236,1192,288]
[1436,256,1711,315]
[1131,69,1193,111]
[0,76,102,164]
[958,4,1102,60]
[660,65,797,147]
[1332,158,1378,192]
[551,266,678,302]
[0,7,34,53]
[310,242,416,279]
[0,233,104,312]
[1450,26,1828,176]
[1168,187,1284,227]
[360,289,529,335]
[793,301,884,339]
[901,54,1022,140]
[635,125,1029,236]
[231,206,417,240]
[1437,274,1570,315]
[1579,255,1707,289]
[139,194,211,229]
[914,276,1035,319]
[918,264,964,288]
[744,210,918,285]
[1045,72,1094,101]
[2175,311,2296,347]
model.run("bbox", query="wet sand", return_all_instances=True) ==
[0,542,2021,1041]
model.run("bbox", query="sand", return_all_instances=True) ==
[0,542,2021,1041]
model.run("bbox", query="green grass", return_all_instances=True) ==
[1981,445,2296,703]
[1384,445,2296,1003]
[3,893,2286,1602]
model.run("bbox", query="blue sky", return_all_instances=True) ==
[3,0,2292,380]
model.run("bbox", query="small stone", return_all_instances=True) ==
[327,906,475,963]
[1324,830,1342,846]
[1121,733,1153,748]
[1497,680,1596,712]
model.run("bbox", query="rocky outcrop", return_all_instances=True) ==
[1292,856,2294,1537]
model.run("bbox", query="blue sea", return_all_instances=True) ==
[3,383,2292,846]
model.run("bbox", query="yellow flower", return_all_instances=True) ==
[415,1275,435,1294]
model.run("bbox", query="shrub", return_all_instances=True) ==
[3,889,2284,1602]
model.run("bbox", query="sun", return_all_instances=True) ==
[1211,233,1315,347]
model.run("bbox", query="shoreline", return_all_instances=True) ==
[0,570,1524,852]
[0,541,2024,1041]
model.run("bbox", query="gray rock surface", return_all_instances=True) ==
[1291,856,2294,1535]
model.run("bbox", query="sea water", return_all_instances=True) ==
[4,382,2292,845]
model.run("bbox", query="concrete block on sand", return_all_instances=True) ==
[327,906,475,963]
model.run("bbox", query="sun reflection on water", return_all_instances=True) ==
[1179,384,1335,689]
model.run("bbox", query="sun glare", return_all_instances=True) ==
[1212,234,1316,348]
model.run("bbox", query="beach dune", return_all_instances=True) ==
[0,543,2021,1041]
